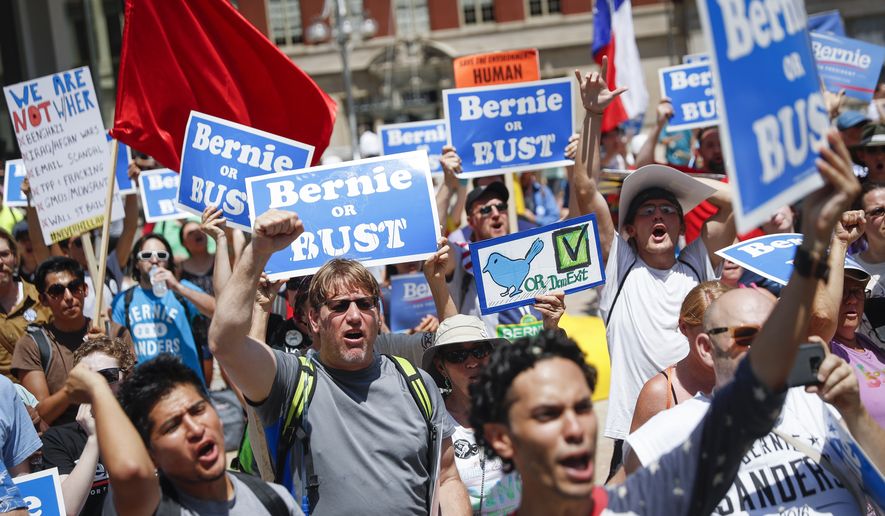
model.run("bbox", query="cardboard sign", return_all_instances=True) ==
[246,151,441,280]
[378,120,447,174]
[714,233,802,286]
[697,0,826,234]
[454,49,540,88]
[683,53,710,64]
[443,78,575,178]
[659,62,719,131]
[3,159,28,207]
[823,409,885,513]
[3,66,122,244]
[178,111,314,231]
[107,132,135,194]
[13,468,65,516]
[138,168,187,223]
[811,32,885,102]
[470,213,605,314]
[389,273,436,332]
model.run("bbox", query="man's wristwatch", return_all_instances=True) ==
[793,246,829,281]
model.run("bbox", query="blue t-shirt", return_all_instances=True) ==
[0,460,26,513]
[0,376,41,470]
[111,281,206,383]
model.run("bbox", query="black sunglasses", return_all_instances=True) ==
[441,344,493,364]
[866,206,885,219]
[96,367,122,385]
[323,296,378,313]
[706,325,760,346]
[476,202,507,216]
[45,278,86,298]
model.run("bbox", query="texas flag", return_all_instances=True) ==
[592,0,649,132]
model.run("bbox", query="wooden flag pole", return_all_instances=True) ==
[92,140,119,330]
[80,233,102,321]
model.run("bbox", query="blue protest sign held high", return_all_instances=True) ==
[107,132,135,194]
[246,151,441,280]
[443,77,574,178]
[389,273,436,333]
[178,111,314,231]
[811,33,885,102]
[139,168,187,223]
[715,233,803,285]
[379,120,447,174]
[808,10,845,36]
[3,159,28,207]
[683,53,710,64]
[13,469,65,516]
[697,0,826,233]
[659,62,718,132]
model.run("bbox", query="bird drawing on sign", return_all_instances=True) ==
[482,238,544,298]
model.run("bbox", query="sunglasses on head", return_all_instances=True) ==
[136,250,170,261]
[475,202,507,216]
[45,278,86,298]
[441,343,493,364]
[96,367,122,385]
[706,325,760,346]
[323,296,378,313]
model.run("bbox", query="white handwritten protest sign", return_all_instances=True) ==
[3,66,122,244]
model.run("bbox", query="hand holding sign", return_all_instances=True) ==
[574,56,627,116]
[200,205,228,242]
[439,145,463,177]
[801,130,861,246]
[252,209,305,259]
[534,291,565,331]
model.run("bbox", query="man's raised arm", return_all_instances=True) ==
[208,210,304,402]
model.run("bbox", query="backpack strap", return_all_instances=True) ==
[25,325,53,374]
[229,470,290,515]
[385,355,432,423]
[604,256,637,326]
[123,287,135,330]
[676,256,701,282]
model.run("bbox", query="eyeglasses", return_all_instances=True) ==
[861,146,885,154]
[636,204,678,217]
[475,202,507,216]
[441,344,493,364]
[706,325,760,346]
[843,287,872,301]
[96,367,122,385]
[136,250,170,261]
[323,296,378,313]
[866,206,885,220]
[45,278,86,298]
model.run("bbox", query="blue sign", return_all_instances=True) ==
[683,53,710,64]
[3,159,27,207]
[245,151,441,280]
[389,273,436,332]
[823,409,885,513]
[13,468,65,516]
[107,132,135,194]
[138,168,187,223]
[808,10,845,36]
[714,233,802,285]
[379,120,447,174]
[659,62,718,132]
[178,111,314,231]
[443,78,575,178]
[811,33,885,102]
[470,213,605,314]
[698,0,826,233]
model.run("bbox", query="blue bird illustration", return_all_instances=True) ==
[482,238,544,298]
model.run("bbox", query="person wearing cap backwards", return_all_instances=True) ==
[854,123,885,183]
[570,62,736,477]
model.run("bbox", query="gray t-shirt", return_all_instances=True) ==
[256,349,455,515]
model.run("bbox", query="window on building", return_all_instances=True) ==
[395,0,430,36]
[267,0,302,45]
[462,0,494,25]
[528,0,560,17]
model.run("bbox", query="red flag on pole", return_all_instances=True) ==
[110,0,336,171]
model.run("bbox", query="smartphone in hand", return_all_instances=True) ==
[786,342,826,388]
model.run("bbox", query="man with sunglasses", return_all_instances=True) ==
[12,257,132,426]
[210,210,471,515]
[854,124,885,182]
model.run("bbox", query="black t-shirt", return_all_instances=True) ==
[41,422,109,516]
[265,314,312,355]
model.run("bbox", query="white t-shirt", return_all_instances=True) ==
[600,232,714,439]
[626,389,860,515]
[852,253,885,349]
[451,424,521,515]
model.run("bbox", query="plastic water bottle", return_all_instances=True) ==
[149,265,168,297]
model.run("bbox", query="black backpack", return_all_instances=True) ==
[155,471,290,515]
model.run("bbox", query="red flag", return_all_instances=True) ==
[110,0,336,171]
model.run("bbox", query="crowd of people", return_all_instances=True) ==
[1,56,884,516]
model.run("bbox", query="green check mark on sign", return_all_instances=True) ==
[553,224,590,274]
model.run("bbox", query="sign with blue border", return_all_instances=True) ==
[378,120,447,174]
[443,77,575,178]
[13,468,65,516]
[469,213,605,315]
[808,10,845,36]
[811,32,885,102]
[823,409,885,513]
[683,53,710,64]
[389,273,436,332]
[106,132,135,194]
[138,168,188,223]
[697,0,826,234]
[246,151,441,281]
[178,111,314,231]
[3,159,28,207]
[659,62,718,132]
[714,233,802,285]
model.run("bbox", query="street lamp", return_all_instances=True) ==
[306,0,377,160]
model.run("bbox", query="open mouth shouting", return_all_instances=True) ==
[195,439,220,469]
[558,450,594,483]
[651,224,668,242]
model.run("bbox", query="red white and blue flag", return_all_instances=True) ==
[592,0,649,132]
